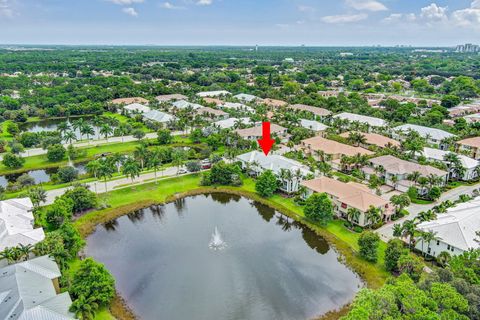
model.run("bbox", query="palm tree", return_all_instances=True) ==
[97,159,115,193]
[148,149,163,183]
[109,153,125,173]
[407,171,421,186]
[57,121,70,137]
[71,295,98,320]
[401,219,417,249]
[63,130,77,145]
[392,223,403,237]
[86,160,101,179]
[122,158,141,184]
[346,207,361,224]
[80,123,95,142]
[417,210,437,223]
[418,230,441,257]
[172,149,187,174]
[134,144,149,170]
[17,243,33,261]
[99,123,113,141]
[365,206,381,226]
[27,186,47,209]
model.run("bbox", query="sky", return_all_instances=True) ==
[0,0,480,46]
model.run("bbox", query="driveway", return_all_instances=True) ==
[377,183,480,241]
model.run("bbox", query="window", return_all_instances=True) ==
[341,203,347,209]
[436,240,440,246]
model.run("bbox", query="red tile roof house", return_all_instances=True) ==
[235,123,288,143]
[363,155,448,194]
[456,137,480,160]
[195,107,229,121]
[301,177,394,226]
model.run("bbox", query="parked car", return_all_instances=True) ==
[178,168,188,174]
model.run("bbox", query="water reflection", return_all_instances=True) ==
[86,194,361,320]
[0,163,87,187]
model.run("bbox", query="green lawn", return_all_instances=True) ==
[0,120,14,141]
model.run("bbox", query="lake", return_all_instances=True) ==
[0,162,87,187]
[86,194,362,320]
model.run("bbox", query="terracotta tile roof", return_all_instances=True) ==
[300,137,373,157]
[111,97,149,105]
[155,94,187,102]
[370,155,448,177]
[301,177,389,212]
[340,131,400,148]
[288,104,332,117]
[235,123,287,138]
[203,97,224,106]
[457,136,480,148]
[262,98,288,107]
[196,107,228,117]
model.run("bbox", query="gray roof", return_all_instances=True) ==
[394,124,456,141]
[333,112,387,127]
[143,110,176,123]
[234,93,259,102]
[236,151,311,177]
[0,256,74,320]
[171,100,203,110]
[0,198,45,252]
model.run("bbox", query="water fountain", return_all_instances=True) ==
[209,226,226,250]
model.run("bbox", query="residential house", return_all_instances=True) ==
[111,97,149,105]
[415,198,480,257]
[195,107,229,121]
[301,177,394,226]
[234,93,260,103]
[236,151,311,193]
[213,117,252,130]
[339,131,401,149]
[262,98,288,108]
[202,97,224,106]
[299,136,373,169]
[299,119,329,135]
[220,102,255,113]
[142,110,176,126]
[235,123,288,142]
[123,103,151,115]
[288,104,332,119]
[0,255,75,319]
[0,198,45,252]
[393,124,456,150]
[171,100,203,110]
[155,94,187,103]
[333,112,387,128]
[456,137,480,160]
[364,155,448,193]
[318,90,341,98]
[196,90,231,98]
[421,147,479,181]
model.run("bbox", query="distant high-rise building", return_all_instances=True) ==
[456,43,479,53]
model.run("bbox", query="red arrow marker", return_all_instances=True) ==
[257,121,275,156]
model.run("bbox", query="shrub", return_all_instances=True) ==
[2,152,25,168]
[16,173,35,188]
[255,170,278,198]
[186,161,201,172]
[61,185,97,213]
[358,231,380,263]
[304,193,333,226]
[157,129,173,145]
[385,239,406,273]
[353,226,363,233]
[47,144,66,162]
[57,166,79,183]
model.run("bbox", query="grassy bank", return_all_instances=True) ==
[72,174,389,319]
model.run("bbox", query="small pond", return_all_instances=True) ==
[0,162,87,187]
[86,194,362,320]
[22,117,113,141]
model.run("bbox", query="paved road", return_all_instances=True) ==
[0,130,187,160]
[44,166,179,205]
[377,183,480,241]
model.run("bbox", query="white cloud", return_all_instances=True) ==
[382,13,416,23]
[321,13,368,24]
[107,0,143,5]
[346,0,387,12]
[160,2,185,10]
[122,7,138,16]
[451,1,480,27]
[420,3,448,21]
[298,5,315,13]
[0,0,14,17]
[196,0,212,5]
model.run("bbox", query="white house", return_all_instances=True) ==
[213,117,252,130]
[123,103,151,115]
[299,119,329,134]
[393,124,456,150]
[0,198,45,252]
[415,198,480,257]
[333,112,387,128]
[234,93,259,103]
[236,151,311,193]
[421,147,479,181]
[171,100,203,110]
[143,110,176,125]
[196,90,231,98]
[0,255,75,319]
[220,102,255,113]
